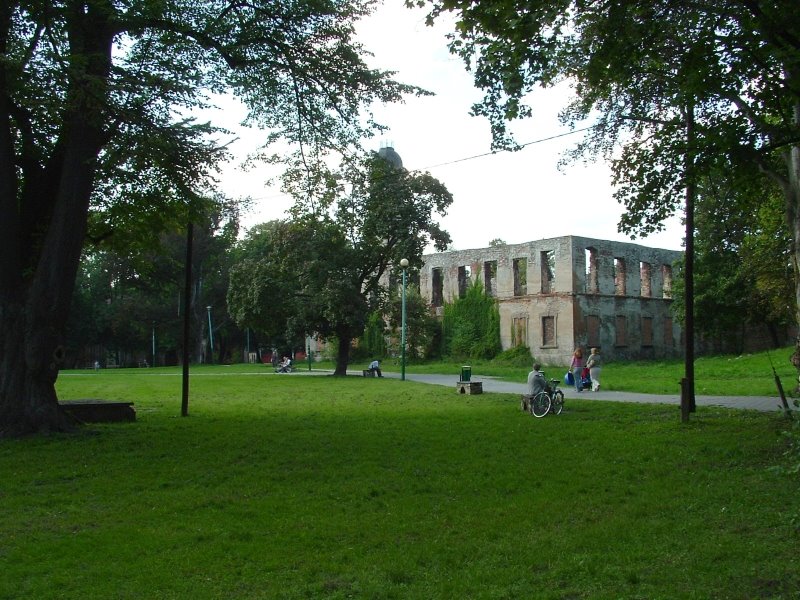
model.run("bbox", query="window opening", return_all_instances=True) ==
[484,261,497,297]
[640,262,652,297]
[614,258,626,295]
[541,250,555,293]
[542,315,556,346]
[431,267,443,307]
[585,248,598,293]
[662,265,673,299]
[457,265,471,299]
[511,317,528,347]
[513,257,527,296]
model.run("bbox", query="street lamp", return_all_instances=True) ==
[206,305,214,364]
[400,258,408,381]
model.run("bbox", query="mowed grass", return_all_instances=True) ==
[1,368,798,599]
[381,346,800,397]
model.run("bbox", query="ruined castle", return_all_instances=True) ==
[419,236,683,365]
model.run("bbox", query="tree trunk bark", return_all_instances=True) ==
[0,129,101,435]
[333,332,351,376]
[0,5,112,436]
[788,99,800,391]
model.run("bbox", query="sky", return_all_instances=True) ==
[211,1,685,252]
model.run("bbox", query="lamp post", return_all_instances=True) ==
[206,305,214,364]
[400,258,408,381]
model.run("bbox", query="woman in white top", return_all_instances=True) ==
[586,347,602,391]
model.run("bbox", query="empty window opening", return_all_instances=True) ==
[511,317,528,347]
[431,267,443,307]
[542,315,556,346]
[484,261,497,297]
[662,265,673,299]
[457,265,471,299]
[541,250,555,293]
[513,257,527,296]
[641,316,653,346]
[585,248,598,293]
[640,262,652,297]
[614,258,626,295]
[615,315,627,346]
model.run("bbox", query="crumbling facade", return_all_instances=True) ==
[420,236,683,365]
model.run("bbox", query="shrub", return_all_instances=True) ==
[441,280,501,360]
[491,345,534,367]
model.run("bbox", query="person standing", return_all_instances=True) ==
[570,348,584,392]
[586,347,602,391]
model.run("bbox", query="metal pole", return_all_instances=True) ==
[683,102,696,420]
[400,258,408,381]
[206,305,214,363]
[181,222,193,417]
[151,322,156,368]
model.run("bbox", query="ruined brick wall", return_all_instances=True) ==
[420,235,683,364]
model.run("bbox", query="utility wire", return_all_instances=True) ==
[242,125,596,202]
[413,125,597,172]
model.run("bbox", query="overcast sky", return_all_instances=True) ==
[213,1,685,252]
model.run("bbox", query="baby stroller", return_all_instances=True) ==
[580,367,592,391]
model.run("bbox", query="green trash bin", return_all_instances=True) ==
[461,366,471,382]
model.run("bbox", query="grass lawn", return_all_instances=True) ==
[375,346,800,397]
[1,368,798,599]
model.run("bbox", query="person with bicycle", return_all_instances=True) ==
[527,362,565,417]
[527,363,550,396]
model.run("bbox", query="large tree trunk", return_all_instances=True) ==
[0,4,112,436]
[333,331,352,376]
[0,143,97,435]
[788,98,800,391]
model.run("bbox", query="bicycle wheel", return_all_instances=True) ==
[551,390,564,415]
[530,392,551,418]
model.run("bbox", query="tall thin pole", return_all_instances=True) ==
[400,259,408,381]
[682,102,697,421]
[206,305,214,364]
[151,322,156,368]
[181,223,193,417]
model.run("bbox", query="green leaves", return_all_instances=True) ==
[227,150,453,371]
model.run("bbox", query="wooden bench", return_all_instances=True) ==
[60,400,136,423]
[362,369,376,377]
[520,394,533,411]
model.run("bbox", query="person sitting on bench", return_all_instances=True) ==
[277,356,292,373]
[368,359,383,378]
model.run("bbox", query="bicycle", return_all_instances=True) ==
[529,378,565,418]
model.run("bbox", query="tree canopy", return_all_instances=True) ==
[227,152,453,375]
[415,0,800,362]
[0,0,423,436]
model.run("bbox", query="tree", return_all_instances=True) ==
[440,279,501,360]
[0,0,423,436]
[671,167,794,352]
[415,0,800,367]
[227,152,453,375]
[386,282,441,360]
[65,200,242,368]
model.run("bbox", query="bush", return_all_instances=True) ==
[491,345,534,367]
[441,280,501,360]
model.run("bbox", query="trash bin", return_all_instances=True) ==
[460,366,471,382]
